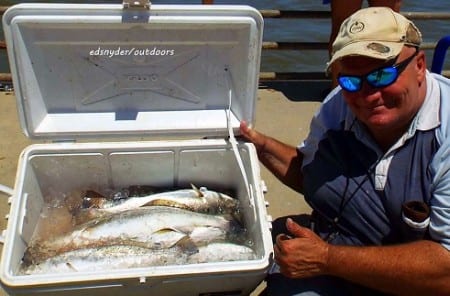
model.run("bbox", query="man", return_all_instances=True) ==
[241,7,450,295]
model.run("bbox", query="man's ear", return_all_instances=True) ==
[416,50,427,84]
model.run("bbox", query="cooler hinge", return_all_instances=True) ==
[122,0,151,23]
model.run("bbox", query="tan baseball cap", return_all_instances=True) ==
[326,7,422,71]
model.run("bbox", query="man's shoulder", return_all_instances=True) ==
[432,73,450,129]
[319,87,349,122]
[431,73,450,150]
[315,87,353,129]
[431,73,450,96]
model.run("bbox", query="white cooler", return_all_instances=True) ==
[0,2,273,295]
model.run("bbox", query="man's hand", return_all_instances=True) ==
[274,218,329,278]
[239,121,267,153]
[239,121,304,193]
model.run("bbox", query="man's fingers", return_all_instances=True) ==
[285,218,311,238]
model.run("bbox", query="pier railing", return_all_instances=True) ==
[1,4,450,97]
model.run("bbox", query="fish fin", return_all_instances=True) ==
[73,208,107,225]
[154,227,184,234]
[22,247,35,266]
[65,262,78,272]
[85,190,107,199]
[143,199,172,207]
[144,200,193,213]
[176,236,199,255]
[190,183,204,198]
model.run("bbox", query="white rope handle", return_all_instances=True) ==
[226,87,254,209]
[0,184,13,196]
[0,184,13,244]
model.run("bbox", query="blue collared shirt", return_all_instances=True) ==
[299,71,450,249]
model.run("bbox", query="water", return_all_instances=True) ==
[1,0,449,73]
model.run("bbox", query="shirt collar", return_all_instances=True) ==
[410,70,440,132]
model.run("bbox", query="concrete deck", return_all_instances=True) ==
[0,89,321,295]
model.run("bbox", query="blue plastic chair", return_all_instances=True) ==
[431,35,450,74]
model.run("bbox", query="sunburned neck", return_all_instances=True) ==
[370,117,416,152]
[372,85,428,152]
[372,130,404,152]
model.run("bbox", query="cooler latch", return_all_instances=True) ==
[122,0,151,23]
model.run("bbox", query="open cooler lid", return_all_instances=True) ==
[3,2,263,139]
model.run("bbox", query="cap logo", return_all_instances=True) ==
[349,21,365,34]
[366,42,391,53]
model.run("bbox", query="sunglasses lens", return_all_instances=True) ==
[366,67,398,87]
[338,76,362,92]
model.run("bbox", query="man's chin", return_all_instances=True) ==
[364,114,395,129]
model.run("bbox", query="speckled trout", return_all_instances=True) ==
[24,206,242,265]
[81,185,240,216]
[20,243,257,275]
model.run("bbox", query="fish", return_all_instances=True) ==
[24,206,243,265]
[186,242,257,264]
[20,245,185,275]
[20,242,257,275]
[79,184,240,217]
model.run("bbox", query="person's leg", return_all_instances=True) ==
[270,214,312,243]
[266,273,364,296]
[268,216,343,295]
[266,215,384,295]
[368,0,402,12]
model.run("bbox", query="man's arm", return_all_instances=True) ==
[275,218,450,295]
[239,121,304,193]
[327,239,450,295]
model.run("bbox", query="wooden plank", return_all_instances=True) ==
[403,12,450,20]
[260,10,330,19]
[0,73,12,81]
[262,42,327,50]
[262,11,450,20]
[0,72,326,83]
[260,72,328,81]
[0,6,8,15]
[1,5,449,20]
[0,40,439,51]
[0,6,449,83]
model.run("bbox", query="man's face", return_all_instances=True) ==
[338,47,426,136]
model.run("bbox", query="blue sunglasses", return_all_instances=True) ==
[338,48,419,93]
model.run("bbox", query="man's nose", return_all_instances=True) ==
[359,80,382,97]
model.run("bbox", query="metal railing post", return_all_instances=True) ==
[1,7,449,85]
[431,36,450,74]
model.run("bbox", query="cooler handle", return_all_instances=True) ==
[123,0,151,10]
[122,0,151,23]
[0,184,13,244]
[226,74,255,210]
[0,184,13,197]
